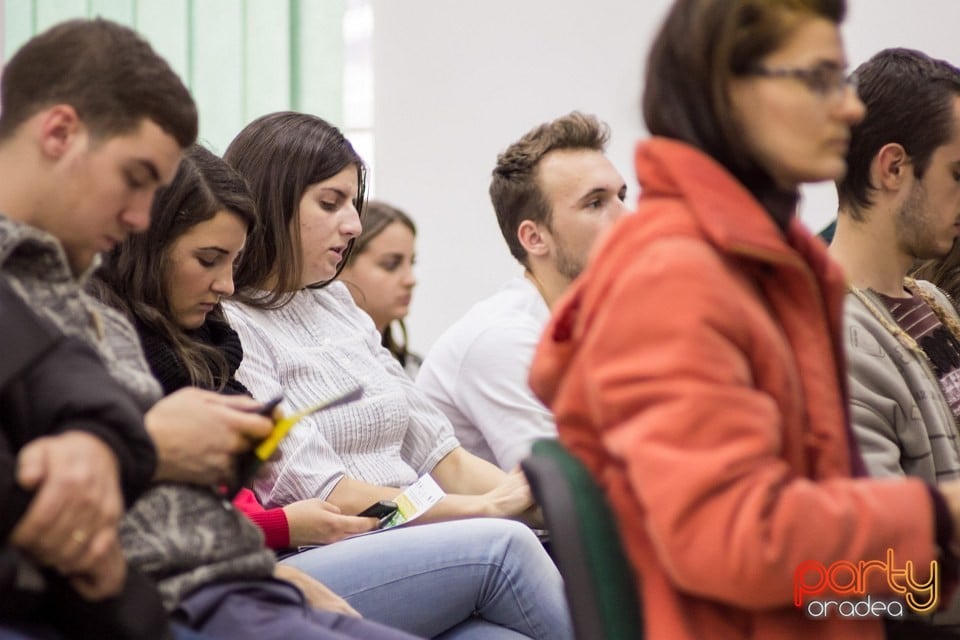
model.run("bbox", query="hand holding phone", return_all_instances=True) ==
[356,499,399,528]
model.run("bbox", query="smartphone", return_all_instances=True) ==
[357,499,399,520]
[257,395,284,417]
[227,395,285,498]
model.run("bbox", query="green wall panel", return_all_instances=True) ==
[4,1,34,59]
[295,0,344,126]
[190,0,244,152]
[134,0,189,86]
[35,0,85,31]
[88,0,133,23]
[243,0,291,129]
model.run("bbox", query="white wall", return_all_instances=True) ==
[373,0,960,355]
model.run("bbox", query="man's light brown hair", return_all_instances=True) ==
[490,112,609,266]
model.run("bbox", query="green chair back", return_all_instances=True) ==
[521,438,644,640]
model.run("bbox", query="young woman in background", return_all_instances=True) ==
[340,200,421,378]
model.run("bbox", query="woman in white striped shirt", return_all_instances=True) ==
[221,111,572,640]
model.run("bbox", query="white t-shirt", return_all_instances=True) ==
[225,282,459,508]
[416,276,555,470]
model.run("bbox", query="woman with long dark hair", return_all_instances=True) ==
[223,111,570,640]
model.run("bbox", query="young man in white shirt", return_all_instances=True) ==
[417,112,627,469]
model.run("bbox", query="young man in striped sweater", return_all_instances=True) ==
[829,47,960,637]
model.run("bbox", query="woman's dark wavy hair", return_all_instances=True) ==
[93,144,257,389]
[643,0,845,197]
[224,111,367,308]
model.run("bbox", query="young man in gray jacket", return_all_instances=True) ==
[829,48,960,637]
[0,18,413,640]
[0,277,168,639]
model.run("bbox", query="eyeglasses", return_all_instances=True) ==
[746,63,858,100]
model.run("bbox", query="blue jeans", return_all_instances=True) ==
[280,518,573,640]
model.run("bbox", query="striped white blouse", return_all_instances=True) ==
[224,281,459,508]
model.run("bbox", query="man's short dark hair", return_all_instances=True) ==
[838,48,960,219]
[0,18,197,147]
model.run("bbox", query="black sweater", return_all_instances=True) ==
[0,277,157,617]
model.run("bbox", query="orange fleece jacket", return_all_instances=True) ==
[529,137,938,640]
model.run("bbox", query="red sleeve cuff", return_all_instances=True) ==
[232,489,290,549]
[245,506,290,550]
[247,507,290,549]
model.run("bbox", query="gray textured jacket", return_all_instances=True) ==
[0,215,274,610]
[845,281,960,626]
[845,281,960,485]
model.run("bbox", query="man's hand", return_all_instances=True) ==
[67,535,128,601]
[10,431,123,582]
[283,499,378,547]
[482,467,534,519]
[274,564,360,617]
[146,388,274,484]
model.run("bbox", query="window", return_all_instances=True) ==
[343,0,374,192]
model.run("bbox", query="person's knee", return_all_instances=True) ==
[467,518,548,563]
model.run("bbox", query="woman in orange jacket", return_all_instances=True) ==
[529,1,960,638]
